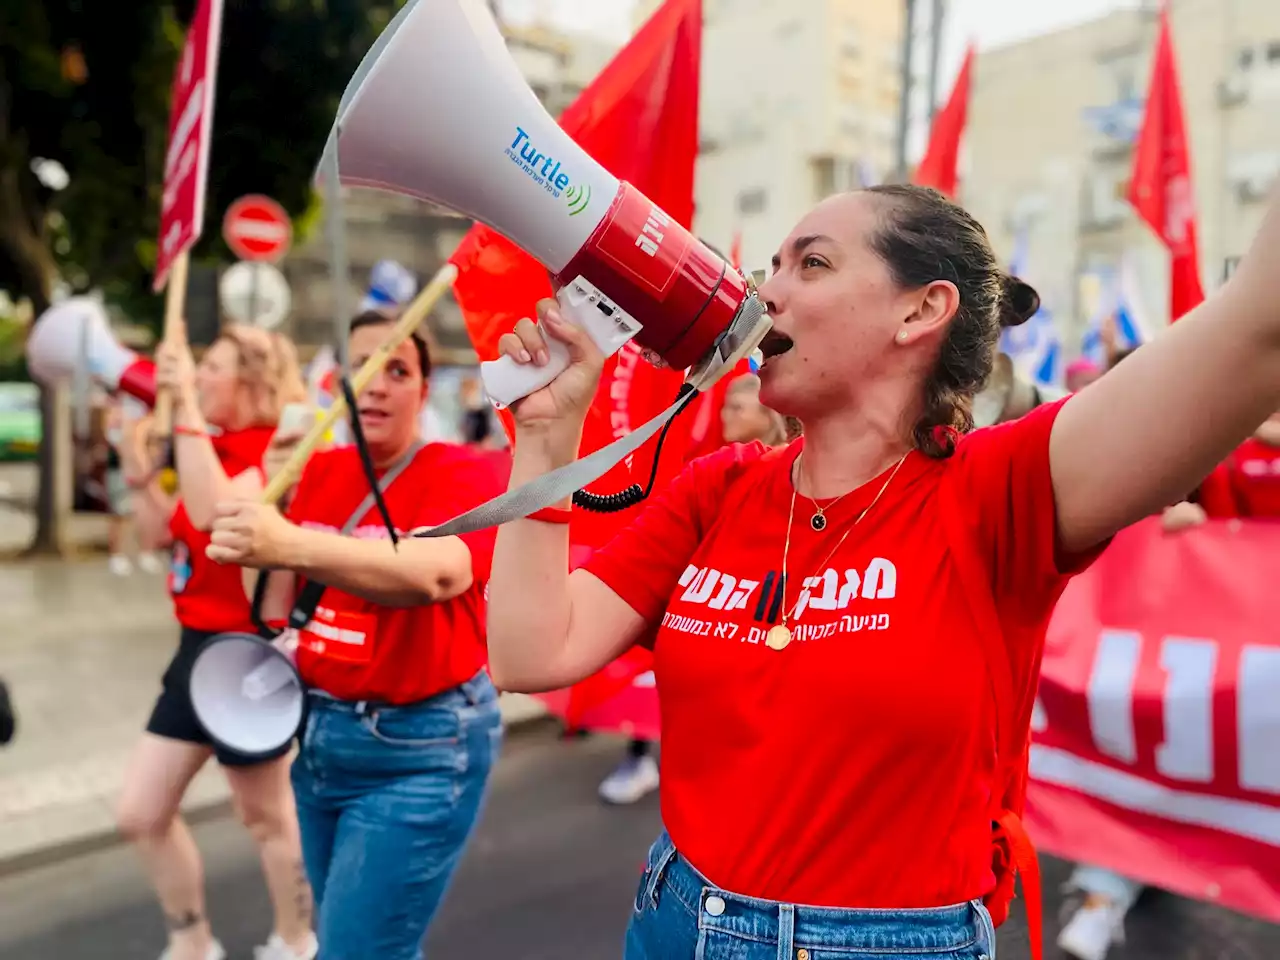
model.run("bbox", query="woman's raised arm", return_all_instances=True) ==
[1050,190,1280,553]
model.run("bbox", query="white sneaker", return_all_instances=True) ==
[1057,899,1127,960]
[158,939,226,960]
[138,551,165,574]
[254,932,319,960]
[109,554,133,576]
[598,755,660,805]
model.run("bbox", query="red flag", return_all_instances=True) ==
[914,45,974,198]
[1127,5,1205,321]
[450,0,703,550]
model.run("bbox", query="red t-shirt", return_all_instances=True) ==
[169,426,274,633]
[1198,437,1280,519]
[584,398,1097,908]
[285,443,507,704]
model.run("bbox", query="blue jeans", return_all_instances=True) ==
[626,833,998,960]
[292,671,502,960]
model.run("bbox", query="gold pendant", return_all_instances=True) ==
[765,625,792,651]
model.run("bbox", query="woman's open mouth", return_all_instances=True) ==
[757,331,795,367]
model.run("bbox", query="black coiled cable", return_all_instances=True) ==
[572,382,700,513]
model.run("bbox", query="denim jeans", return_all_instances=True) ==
[292,671,502,960]
[626,832,997,960]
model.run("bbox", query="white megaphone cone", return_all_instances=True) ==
[190,630,305,760]
[26,297,157,406]
[324,0,771,408]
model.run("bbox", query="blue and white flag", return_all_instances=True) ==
[361,259,418,312]
[999,227,1062,389]
[1080,256,1152,365]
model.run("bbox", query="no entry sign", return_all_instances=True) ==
[223,195,292,263]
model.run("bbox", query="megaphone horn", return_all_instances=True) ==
[325,0,771,408]
[26,297,157,406]
[189,631,305,761]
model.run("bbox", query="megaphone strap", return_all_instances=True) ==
[249,439,426,638]
[410,385,697,541]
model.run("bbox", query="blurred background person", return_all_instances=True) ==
[104,396,165,575]
[121,323,316,960]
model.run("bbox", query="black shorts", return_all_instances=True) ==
[146,627,293,768]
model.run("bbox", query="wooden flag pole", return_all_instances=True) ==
[259,261,458,505]
[152,249,191,440]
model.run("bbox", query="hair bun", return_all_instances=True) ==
[998,274,1040,328]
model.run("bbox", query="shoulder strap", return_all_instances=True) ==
[251,442,425,635]
[938,467,1043,960]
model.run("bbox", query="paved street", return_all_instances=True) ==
[0,725,1277,960]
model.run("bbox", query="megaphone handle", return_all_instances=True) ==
[478,282,640,408]
[479,339,571,409]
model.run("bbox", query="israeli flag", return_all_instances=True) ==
[360,259,418,312]
[1080,257,1151,365]
[999,228,1062,389]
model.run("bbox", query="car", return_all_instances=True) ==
[0,382,40,462]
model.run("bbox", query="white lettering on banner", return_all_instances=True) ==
[1088,628,1141,764]
[1054,629,1280,797]
[1156,638,1217,783]
[1238,647,1280,793]
[164,79,206,179]
[1030,744,1280,847]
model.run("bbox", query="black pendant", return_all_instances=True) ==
[810,513,827,532]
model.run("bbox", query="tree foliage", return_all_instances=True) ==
[0,0,407,325]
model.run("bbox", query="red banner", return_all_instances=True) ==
[1028,517,1280,922]
[154,0,223,290]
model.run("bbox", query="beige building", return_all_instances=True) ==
[278,19,619,359]
[962,0,1280,356]
[634,0,905,272]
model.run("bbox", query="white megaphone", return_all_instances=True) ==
[324,0,771,409]
[26,296,157,406]
[189,630,306,761]
[188,402,321,759]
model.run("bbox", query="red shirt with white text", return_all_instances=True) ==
[285,443,506,704]
[1198,437,1280,519]
[169,426,273,633]
[584,399,1097,908]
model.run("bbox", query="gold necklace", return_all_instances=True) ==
[795,453,853,532]
[765,452,910,652]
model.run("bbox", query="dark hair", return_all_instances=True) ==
[346,309,432,380]
[864,184,1039,457]
[1109,346,1138,370]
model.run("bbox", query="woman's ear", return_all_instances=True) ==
[904,279,960,339]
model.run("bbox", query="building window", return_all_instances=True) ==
[737,188,767,215]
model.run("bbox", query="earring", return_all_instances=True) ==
[896,330,909,344]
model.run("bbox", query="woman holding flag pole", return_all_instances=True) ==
[121,322,316,960]
[206,300,508,960]
[485,172,1280,960]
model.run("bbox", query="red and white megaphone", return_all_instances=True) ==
[325,0,771,408]
[26,296,157,406]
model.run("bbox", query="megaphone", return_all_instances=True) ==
[189,631,305,761]
[26,297,156,406]
[325,0,770,408]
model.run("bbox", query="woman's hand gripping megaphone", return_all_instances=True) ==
[495,298,606,435]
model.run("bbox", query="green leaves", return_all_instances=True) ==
[1,0,409,328]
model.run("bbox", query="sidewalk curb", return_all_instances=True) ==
[0,698,553,879]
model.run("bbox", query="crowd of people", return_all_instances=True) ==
[16,178,1277,960]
